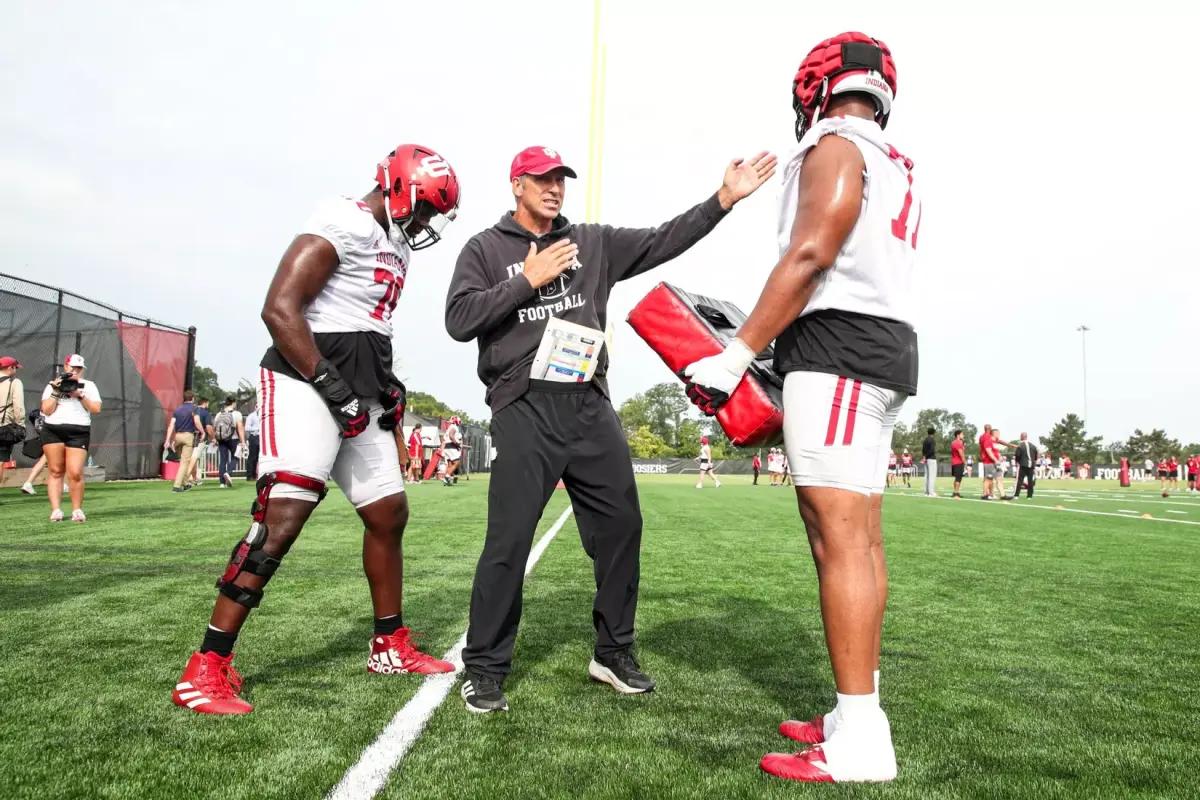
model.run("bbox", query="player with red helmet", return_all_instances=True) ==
[442,415,463,486]
[682,32,915,782]
[171,144,461,715]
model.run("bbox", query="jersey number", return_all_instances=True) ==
[370,268,402,321]
[888,146,921,250]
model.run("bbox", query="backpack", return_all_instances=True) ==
[214,410,237,442]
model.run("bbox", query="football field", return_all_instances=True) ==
[2,474,1198,799]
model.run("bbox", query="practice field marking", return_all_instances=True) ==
[1012,490,1199,508]
[327,504,575,800]
[1167,510,1187,515]
[895,493,1200,526]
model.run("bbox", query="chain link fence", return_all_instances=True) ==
[0,272,194,479]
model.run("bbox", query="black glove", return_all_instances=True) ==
[309,359,369,438]
[378,376,407,432]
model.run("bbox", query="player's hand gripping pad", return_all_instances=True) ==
[627,282,783,447]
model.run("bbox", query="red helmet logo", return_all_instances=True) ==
[376,144,461,250]
[792,32,898,141]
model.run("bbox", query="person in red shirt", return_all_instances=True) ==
[752,451,762,485]
[1167,455,1180,491]
[1158,456,1171,496]
[1061,453,1073,479]
[407,423,424,483]
[1187,454,1199,493]
[978,424,1012,500]
[949,429,966,499]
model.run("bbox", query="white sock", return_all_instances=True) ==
[874,669,880,693]
[835,691,881,725]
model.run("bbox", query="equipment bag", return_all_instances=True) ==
[627,282,783,447]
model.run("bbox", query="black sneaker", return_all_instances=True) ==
[461,671,508,713]
[589,649,655,694]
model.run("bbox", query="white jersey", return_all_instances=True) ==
[42,379,101,426]
[699,444,711,462]
[301,196,411,336]
[778,115,921,326]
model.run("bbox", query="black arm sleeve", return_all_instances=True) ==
[603,193,729,285]
[445,239,538,342]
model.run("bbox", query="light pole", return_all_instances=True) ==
[1076,325,1090,424]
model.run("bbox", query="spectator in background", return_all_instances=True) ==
[213,396,245,488]
[243,403,260,481]
[900,449,914,488]
[188,398,214,486]
[0,356,26,491]
[407,423,424,483]
[20,407,48,494]
[921,427,937,497]
[1187,453,1199,494]
[752,451,761,485]
[950,429,966,499]
[41,354,102,522]
[1061,452,1073,479]
[768,447,784,486]
[164,391,204,493]
[979,424,1002,500]
[1167,454,1180,492]
[442,415,463,486]
[1012,432,1038,499]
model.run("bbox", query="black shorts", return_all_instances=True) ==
[1158,470,1168,479]
[41,423,91,450]
[0,441,13,460]
[1188,471,1197,481]
[951,464,965,480]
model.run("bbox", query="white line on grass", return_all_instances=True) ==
[1167,510,1187,515]
[895,493,1200,526]
[326,504,575,800]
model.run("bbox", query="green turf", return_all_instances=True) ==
[1,475,1198,799]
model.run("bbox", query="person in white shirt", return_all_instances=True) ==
[40,354,102,522]
[442,416,463,486]
[695,436,721,488]
[243,404,261,481]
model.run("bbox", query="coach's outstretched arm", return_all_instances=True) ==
[683,137,863,411]
[445,238,579,342]
[605,152,776,283]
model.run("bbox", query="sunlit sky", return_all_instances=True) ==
[3,0,1195,444]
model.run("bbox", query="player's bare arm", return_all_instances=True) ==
[682,136,863,412]
[260,235,340,380]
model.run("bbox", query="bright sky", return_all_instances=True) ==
[3,1,1195,445]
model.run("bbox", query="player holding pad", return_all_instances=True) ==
[682,32,919,782]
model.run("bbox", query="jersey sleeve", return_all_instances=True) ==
[41,384,52,400]
[83,381,101,404]
[300,197,379,262]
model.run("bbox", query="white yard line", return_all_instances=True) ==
[894,493,1200,526]
[326,504,575,800]
[1167,510,1187,515]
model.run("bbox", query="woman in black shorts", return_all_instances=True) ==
[40,354,102,522]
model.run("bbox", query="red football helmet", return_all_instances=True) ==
[792,32,898,141]
[376,144,461,250]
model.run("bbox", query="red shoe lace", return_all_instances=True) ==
[385,630,429,666]
[196,657,242,700]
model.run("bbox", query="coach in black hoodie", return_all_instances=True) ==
[446,145,775,713]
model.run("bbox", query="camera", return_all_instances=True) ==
[56,371,81,396]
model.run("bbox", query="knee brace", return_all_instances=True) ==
[216,471,328,608]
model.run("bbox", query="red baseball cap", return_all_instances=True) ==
[509,146,578,181]
[0,356,21,369]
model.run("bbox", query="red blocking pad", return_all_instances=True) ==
[627,282,783,447]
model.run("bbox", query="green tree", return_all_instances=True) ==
[675,418,704,458]
[617,383,693,449]
[627,425,671,458]
[908,408,978,460]
[1040,413,1105,463]
[1185,443,1200,457]
[405,390,480,427]
[890,421,911,453]
[1121,428,1183,462]
[190,362,233,406]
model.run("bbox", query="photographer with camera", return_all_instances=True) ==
[40,354,102,522]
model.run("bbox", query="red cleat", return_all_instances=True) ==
[367,627,453,675]
[172,651,253,715]
[779,715,827,744]
[761,745,835,783]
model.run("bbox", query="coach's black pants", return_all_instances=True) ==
[1015,466,1035,498]
[463,382,643,681]
[245,434,260,479]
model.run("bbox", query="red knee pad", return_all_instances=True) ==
[627,282,783,447]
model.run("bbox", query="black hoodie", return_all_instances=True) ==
[445,194,729,412]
